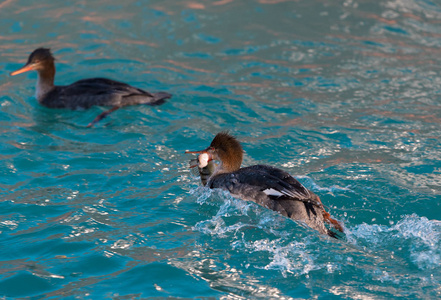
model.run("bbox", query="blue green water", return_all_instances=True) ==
[1,0,440,298]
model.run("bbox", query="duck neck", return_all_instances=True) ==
[212,161,227,176]
[212,157,241,176]
[35,63,55,102]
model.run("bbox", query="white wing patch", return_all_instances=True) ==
[263,188,284,197]
[263,187,311,199]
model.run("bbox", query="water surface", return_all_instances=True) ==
[0,0,440,299]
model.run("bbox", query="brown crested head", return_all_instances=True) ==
[26,48,54,69]
[210,131,243,172]
[10,48,55,76]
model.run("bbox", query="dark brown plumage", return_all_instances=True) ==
[10,48,171,126]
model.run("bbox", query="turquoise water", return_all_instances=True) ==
[1,0,440,298]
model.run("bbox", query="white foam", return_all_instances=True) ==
[348,214,441,270]
[235,237,327,277]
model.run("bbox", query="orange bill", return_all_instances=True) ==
[10,64,34,76]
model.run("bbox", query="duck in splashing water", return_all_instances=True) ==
[186,132,344,238]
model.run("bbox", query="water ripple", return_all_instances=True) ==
[1,0,440,298]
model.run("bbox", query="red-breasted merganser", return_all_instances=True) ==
[10,48,171,127]
[186,132,344,238]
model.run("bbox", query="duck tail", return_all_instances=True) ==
[323,210,344,233]
[149,92,172,106]
[315,195,344,233]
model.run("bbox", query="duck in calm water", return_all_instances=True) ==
[186,132,344,238]
[10,48,172,127]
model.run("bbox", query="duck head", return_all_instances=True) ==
[186,132,243,173]
[10,48,55,76]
